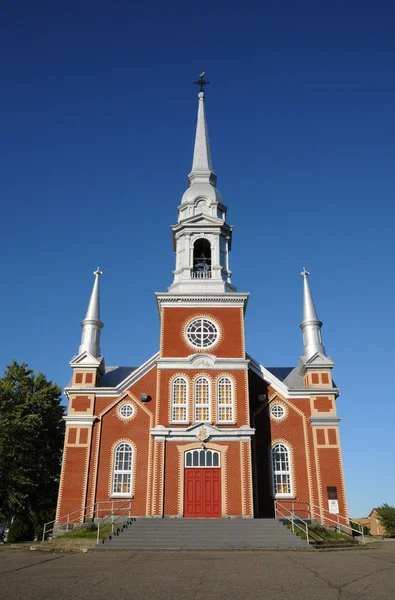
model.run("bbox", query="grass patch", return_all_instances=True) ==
[60,528,98,539]
[284,522,355,544]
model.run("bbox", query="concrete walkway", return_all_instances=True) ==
[1,544,395,600]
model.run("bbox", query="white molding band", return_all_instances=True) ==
[156,356,249,370]
[309,417,341,426]
[155,293,249,314]
[150,423,255,441]
[63,415,96,426]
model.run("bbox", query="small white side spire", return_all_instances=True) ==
[78,268,104,357]
[300,268,325,359]
[188,90,217,186]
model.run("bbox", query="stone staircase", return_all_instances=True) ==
[95,518,306,550]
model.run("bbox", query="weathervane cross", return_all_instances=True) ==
[194,71,210,93]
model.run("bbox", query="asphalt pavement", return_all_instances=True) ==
[1,543,395,600]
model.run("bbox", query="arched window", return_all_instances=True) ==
[217,377,233,422]
[112,443,133,496]
[194,377,210,422]
[271,443,293,497]
[185,449,220,467]
[172,377,188,422]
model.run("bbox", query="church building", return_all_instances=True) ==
[56,82,348,523]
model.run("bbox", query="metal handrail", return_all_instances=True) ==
[274,501,310,546]
[96,500,133,544]
[309,502,365,544]
[42,500,131,542]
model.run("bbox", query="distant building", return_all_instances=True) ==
[55,84,348,524]
[354,509,385,536]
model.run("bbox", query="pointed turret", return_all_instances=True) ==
[300,268,325,359]
[78,268,104,358]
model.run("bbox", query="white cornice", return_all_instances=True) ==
[289,388,339,397]
[309,416,342,426]
[64,415,97,426]
[155,293,249,314]
[156,356,249,370]
[150,423,255,441]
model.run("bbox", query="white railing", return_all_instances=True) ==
[275,500,366,545]
[42,500,132,542]
[274,501,310,546]
[96,500,133,544]
[309,502,365,544]
[191,270,212,279]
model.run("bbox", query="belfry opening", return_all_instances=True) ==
[192,238,211,279]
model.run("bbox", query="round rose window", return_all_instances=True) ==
[186,318,218,349]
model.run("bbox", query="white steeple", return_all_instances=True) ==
[300,268,325,359]
[168,78,235,294]
[78,268,104,358]
[188,91,216,186]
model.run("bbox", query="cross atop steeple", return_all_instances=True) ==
[301,267,310,278]
[194,72,210,93]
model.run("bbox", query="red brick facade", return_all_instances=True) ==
[56,299,348,525]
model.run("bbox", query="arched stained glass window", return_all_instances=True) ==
[112,443,133,496]
[172,377,188,422]
[217,377,233,422]
[194,377,210,422]
[271,443,292,497]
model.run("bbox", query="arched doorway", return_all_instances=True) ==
[184,449,221,518]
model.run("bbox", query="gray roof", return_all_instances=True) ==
[99,366,137,387]
[266,367,304,389]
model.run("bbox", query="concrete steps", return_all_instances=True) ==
[95,518,307,550]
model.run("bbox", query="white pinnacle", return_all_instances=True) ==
[78,268,104,358]
[188,91,216,186]
[300,268,325,359]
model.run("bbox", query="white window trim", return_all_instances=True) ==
[111,442,133,497]
[271,443,294,499]
[171,377,188,423]
[217,376,234,424]
[194,377,211,422]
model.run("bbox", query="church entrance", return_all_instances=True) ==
[184,449,221,518]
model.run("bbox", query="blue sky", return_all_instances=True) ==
[1,0,394,517]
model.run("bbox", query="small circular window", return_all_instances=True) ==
[186,318,219,349]
[270,404,285,420]
[119,403,134,419]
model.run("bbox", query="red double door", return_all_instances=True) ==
[184,468,221,518]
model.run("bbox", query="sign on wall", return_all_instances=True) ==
[328,499,339,514]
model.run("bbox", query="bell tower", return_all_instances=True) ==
[169,79,235,293]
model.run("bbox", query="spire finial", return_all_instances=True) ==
[94,267,103,277]
[301,267,310,278]
[194,72,210,93]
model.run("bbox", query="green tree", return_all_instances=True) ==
[376,504,395,537]
[0,361,65,539]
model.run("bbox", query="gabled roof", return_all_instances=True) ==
[99,366,137,387]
